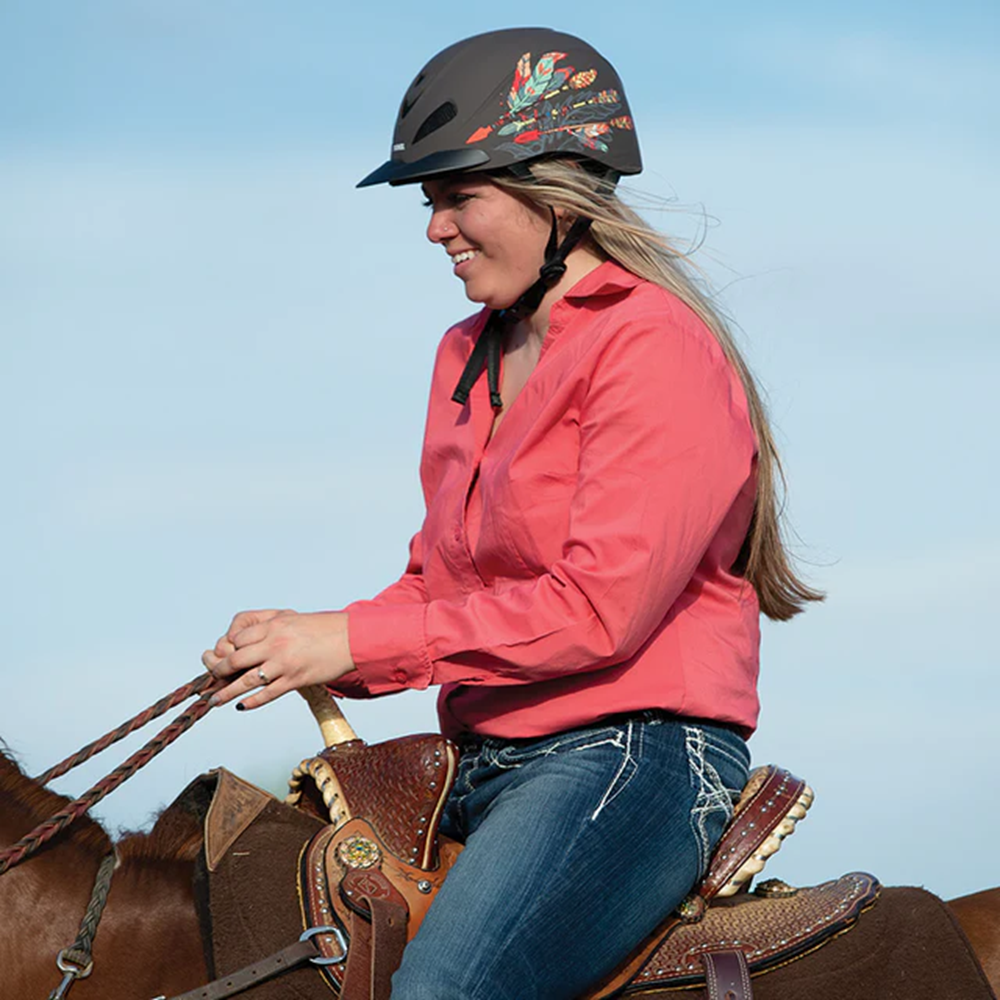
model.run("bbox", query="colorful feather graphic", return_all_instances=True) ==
[509,52,532,106]
[497,91,622,137]
[467,53,583,144]
[509,51,566,113]
[568,69,596,89]
[513,116,633,154]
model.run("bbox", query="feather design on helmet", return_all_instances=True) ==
[512,115,634,154]
[467,45,632,161]
[467,52,574,143]
[509,51,570,112]
[496,82,612,136]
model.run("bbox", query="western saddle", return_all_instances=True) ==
[168,688,879,1000]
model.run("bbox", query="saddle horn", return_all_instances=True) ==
[298,685,360,747]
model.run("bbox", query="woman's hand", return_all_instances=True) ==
[202,608,356,710]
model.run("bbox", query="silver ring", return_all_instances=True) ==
[257,667,268,685]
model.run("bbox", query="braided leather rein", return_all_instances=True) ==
[0,671,221,875]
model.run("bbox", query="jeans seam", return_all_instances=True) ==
[590,721,638,821]
[492,730,624,768]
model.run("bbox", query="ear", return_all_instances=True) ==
[555,210,580,241]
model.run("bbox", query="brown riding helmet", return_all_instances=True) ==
[357,27,643,188]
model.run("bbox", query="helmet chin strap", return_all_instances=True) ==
[451,211,593,410]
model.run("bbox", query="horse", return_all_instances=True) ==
[2,747,998,1000]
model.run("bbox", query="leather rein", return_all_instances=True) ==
[0,673,223,999]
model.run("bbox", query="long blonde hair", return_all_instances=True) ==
[492,160,823,621]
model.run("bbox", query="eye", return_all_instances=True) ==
[421,189,474,210]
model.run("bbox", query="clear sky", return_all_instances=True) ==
[1,2,997,900]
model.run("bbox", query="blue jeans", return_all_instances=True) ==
[390,713,750,1000]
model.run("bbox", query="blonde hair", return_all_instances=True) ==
[492,160,823,621]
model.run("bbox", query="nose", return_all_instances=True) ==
[426,208,457,245]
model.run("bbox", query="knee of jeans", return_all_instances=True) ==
[392,952,493,1000]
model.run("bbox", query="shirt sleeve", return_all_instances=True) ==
[325,531,428,699]
[346,309,758,696]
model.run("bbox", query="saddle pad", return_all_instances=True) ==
[204,768,273,873]
[676,886,997,1000]
[208,797,330,999]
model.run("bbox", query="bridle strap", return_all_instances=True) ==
[46,852,116,1000]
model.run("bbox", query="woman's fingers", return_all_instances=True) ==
[233,673,297,712]
[205,610,356,710]
[208,660,270,707]
[205,611,285,677]
[231,620,270,650]
[213,636,236,658]
[226,608,288,643]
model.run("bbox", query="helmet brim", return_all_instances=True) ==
[356,148,492,188]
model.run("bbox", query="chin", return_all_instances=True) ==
[463,284,521,311]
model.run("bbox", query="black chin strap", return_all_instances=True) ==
[451,212,593,410]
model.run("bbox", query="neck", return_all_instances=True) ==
[516,244,605,345]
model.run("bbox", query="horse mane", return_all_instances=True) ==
[116,802,204,865]
[0,749,203,866]
[0,750,111,858]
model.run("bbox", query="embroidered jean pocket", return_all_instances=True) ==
[684,724,748,876]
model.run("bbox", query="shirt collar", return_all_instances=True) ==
[562,260,643,301]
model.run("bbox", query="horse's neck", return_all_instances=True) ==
[0,754,111,855]
[0,756,108,973]
[0,755,209,996]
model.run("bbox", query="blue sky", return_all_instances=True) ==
[2,2,998,901]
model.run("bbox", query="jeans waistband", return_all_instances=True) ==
[455,709,745,754]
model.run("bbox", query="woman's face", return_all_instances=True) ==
[422,174,553,310]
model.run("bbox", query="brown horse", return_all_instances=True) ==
[2,750,997,1000]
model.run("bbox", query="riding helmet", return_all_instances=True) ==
[357,27,642,188]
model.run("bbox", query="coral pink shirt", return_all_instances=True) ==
[336,262,761,739]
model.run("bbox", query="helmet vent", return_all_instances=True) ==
[413,101,457,144]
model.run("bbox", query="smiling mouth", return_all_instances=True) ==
[450,250,480,265]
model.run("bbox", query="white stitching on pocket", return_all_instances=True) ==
[684,725,737,874]
[590,721,638,821]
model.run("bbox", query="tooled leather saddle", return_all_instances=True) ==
[282,733,879,1000]
[173,732,878,1000]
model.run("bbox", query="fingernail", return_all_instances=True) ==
[235,702,246,712]
[208,695,220,707]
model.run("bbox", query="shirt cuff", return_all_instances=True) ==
[346,600,432,694]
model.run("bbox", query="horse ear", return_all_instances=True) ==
[298,686,361,747]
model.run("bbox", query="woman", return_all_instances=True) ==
[205,27,821,1000]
